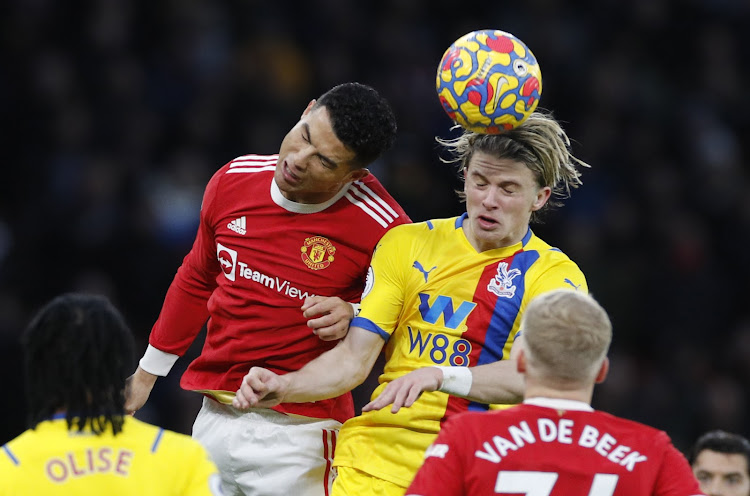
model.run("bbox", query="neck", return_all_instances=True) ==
[524,382,595,405]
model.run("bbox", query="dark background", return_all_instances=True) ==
[1,0,749,454]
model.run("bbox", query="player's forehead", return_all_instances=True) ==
[467,152,534,182]
[302,106,357,167]
[695,450,750,476]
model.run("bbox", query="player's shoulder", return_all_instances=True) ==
[590,410,672,447]
[0,429,34,468]
[378,216,456,245]
[341,177,410,230]
[356,173,399,201]
[127,418,208,457]
[201,153,277,209]
[525,232,575,260]
[224,153,279,173]
[211,153,278,184]
[524,232,586,286]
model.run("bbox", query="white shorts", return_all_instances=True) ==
[192,397,341,496]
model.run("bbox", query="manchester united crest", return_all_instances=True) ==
[301,236,336,270]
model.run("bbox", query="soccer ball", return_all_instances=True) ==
[436,29,542,133]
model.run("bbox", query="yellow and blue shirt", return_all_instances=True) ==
[334,214,587,487]
[0,414,221,496]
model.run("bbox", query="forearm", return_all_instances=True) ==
[465,360,524,404]
[283,327,382,403]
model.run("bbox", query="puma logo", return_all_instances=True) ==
[413,261,437,283]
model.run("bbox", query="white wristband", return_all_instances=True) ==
[436,366,473,397]
[349,303,361,318]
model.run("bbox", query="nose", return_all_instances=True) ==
[702,479,723,496]
[480,186,501,209]
[290,146,315,172]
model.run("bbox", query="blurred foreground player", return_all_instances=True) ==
[690,430,750,496]
[406,290,704,496]
[0,293,221,496]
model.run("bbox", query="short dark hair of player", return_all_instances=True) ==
[22,293,135,436]
[313,82,398,169]
[688,430,750,472]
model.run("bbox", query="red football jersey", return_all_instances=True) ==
[406,398,704,496]
[149,154,410,423]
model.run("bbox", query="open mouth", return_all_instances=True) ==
[282,161,301,185]
[477,215,498,229]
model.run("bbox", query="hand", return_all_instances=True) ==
[232,367,289,409]
[124,367,158,415]
[362,367,443,414]
[302,296,354,341]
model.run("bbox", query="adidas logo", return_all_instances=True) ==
[227,216,247,235]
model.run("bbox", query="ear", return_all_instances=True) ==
[594,357,609,384]
[348,168,370,182]
[301,99,316,118]
[516,348,527,374]
[531,186,552,212]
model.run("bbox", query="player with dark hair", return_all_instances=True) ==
[406,290,704,496]
[690,430,750,496]
[314,82,398,168]
[233,112,589,495]
[125,82,410,496]
[0,293,220,495]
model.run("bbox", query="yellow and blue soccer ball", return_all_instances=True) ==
[436,29,542,133]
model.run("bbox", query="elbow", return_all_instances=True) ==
[507,389,524,405]
[348,365,371,389]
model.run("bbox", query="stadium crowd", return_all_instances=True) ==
[1,0,748,454]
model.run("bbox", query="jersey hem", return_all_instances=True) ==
[333,458,413,488]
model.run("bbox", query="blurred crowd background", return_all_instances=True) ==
[1,0,749,453]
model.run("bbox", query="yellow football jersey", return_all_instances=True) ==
[334,215,587,488]
[1,414,221,496]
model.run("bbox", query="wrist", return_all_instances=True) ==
[436,366,473,397]
[135,366,158,384]
[276,372,293,403]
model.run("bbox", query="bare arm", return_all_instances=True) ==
[364,336,524,412]
[124,366,158,414]
[463,335,524,403]
[233,325,384,408]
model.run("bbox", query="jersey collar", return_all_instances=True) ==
[270,177,351,214]
[524,397,594,412]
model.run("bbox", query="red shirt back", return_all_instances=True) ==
[149,154,410,423]
[406,398,704,496]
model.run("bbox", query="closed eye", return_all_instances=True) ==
[318,156,336,169]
